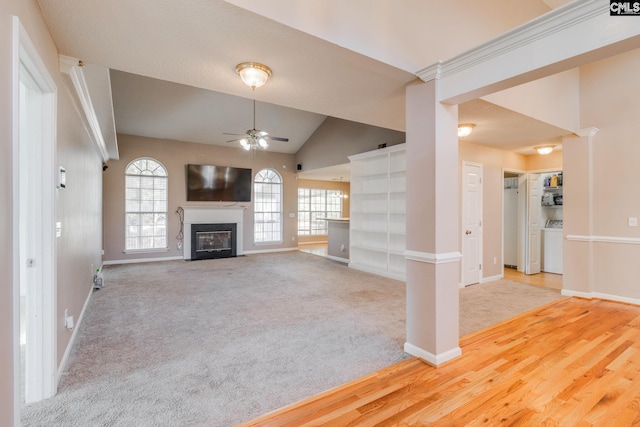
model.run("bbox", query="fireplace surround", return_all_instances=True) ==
[181,206,244,260]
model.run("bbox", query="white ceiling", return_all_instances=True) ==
[110,70,327,154]
[37,0,575,175]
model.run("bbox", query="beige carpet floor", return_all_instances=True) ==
[21,251,563,426]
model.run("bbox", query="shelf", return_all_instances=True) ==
[543,186,562,191]
[351,228,388,235]
[351,171,389,180]
[349,143,406,281]
[351,191,389,197]
[542,205,563,208]
[351,244,388,254]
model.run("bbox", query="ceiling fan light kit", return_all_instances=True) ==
[227,62,288,151]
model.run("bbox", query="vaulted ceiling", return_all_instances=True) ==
[37,0,575,168]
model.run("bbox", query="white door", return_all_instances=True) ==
[526,174,541,275]
[462,162,483,286]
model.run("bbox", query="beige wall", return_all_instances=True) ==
[526,149,563,171]
[483,69,580,132]
[566,48,640,299]
[1,0,104,422]
[104,135,300,261]
[296,178,350,244]
[296,117,405,172]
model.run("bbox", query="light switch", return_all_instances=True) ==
[289,212,296,218]
[629,217,638,227]
[56,222,62,237]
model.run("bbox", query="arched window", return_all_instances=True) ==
[125,158,168,251]
[254,168,282,243]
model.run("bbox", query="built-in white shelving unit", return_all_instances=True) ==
[349,144,406,281]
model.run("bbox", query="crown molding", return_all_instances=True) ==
[416,0,606,83]
[59,55,109,162]
[573,127,599,137]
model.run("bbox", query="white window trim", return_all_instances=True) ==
[297,188,343,236]
[254,168,283,244]
[124,157,169,252]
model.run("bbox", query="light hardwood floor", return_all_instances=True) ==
[240,297,640,426]
[504,266,563,290]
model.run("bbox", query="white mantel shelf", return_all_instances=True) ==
[181,206,245,260]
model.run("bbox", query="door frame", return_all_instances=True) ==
[461,161,483,287]
[12,15,57,410]
[501,168,526,279]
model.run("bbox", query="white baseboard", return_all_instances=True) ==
[326,255,349,264]
[561,289,592,299]
[480,274,502,284]
[243,247,298,255]
[404,342,462,366]
[562,289,640,306]
[103,256,184,265]
[57,284,93,386]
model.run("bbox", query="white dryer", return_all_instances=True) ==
[542,220,563,274]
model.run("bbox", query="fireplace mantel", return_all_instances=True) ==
[181,206,245,260]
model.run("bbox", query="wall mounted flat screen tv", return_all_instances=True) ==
[186,164,252,202]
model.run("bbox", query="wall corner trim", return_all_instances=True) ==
[59,55,109,162]
[404,342,462,367]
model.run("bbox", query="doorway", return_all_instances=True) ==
[13,17,57,406]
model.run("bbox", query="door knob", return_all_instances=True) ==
[466,230,471,235]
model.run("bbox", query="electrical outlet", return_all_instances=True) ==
[629,217,638,227]
[177,242,183,250]
[64,309,74,329]
[493,257,497,265]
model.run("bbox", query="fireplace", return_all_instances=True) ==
[181,206,244,260]
[190,223,237,260]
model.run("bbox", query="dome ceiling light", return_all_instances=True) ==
[535,145,555,155]
[458,123,475,138]
[235,62,272,90]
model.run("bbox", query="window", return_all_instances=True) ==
[254,169,282,243]
[125,158,168,251]
[297,188,342,235]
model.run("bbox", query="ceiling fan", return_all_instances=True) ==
[224,99,289,151]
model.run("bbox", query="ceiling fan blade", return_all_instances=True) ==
[265,136,289,142]
[226,138,244,143]
[223,132,248,136]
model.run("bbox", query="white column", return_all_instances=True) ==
[404,80,462,366]
[563,127,598,298]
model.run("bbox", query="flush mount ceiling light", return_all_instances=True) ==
[535,145,555,155]
[235,62,272,90]
[458,123,475,138]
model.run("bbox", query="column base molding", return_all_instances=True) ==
[404,342,462,367]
